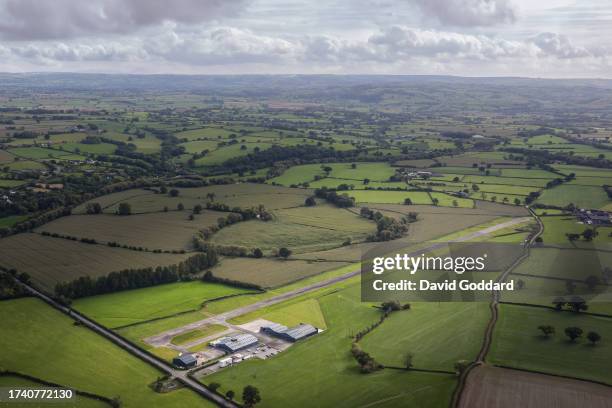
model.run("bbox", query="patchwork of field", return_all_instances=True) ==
[211,204,376,253]
[76,184,313,214]
[460,366,612,408]
[489,304,612,384]
[36,210,230,250]
[201,283,457,408]
[0,233,189,291]
[209,257,351,288]
[73,281,254,328]
[0,298,214,408]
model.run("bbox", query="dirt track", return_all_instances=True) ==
[459,366,612,408]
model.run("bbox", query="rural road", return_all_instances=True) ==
[145,216,532,347]
[16,280,239,408]
[452,209,543,408]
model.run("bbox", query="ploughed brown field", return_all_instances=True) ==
[460,366,612,408]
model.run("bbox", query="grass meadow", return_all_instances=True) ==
[0,298,214,408]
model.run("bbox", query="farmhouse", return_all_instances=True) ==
[173,353,197,369]
[261,323,318,342]
[577,209,612,226]
[210,334,259,353]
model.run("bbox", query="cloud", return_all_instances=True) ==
[0,24,609,77]
[412,0,517,26]
[0,0,247,40]
[366,26,531,60]
[530,32,591,58]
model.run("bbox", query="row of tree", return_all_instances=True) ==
[54,251,217,299]
[314,187,355,208]
[538,325,601,344]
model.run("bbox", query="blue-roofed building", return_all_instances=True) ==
[261,323,318,342]
[261,323,288,337]
[173,353,197,369]
[210,334,259,353]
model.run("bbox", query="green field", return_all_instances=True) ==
[211,204,375,253]
[490,304,612,384]
[350,190,433,205]
[171,324,227,346]
[209,257,351,287]
[0,215,27,228]
[7,147,71,159]
[0,298,213,407]
[537,185,610,209]
[269,162,396,186]
[0,375,108,408]
[201,284,457,407]
[73,281,254,328]
[229,298,328,328]
[361,302,488,370]
[61,142,117,155]
[37,210,230,251]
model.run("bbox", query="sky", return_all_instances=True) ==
[0,0,611,78]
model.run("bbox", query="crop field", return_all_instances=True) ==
[201,284,457,408]
[179,139,221,153]
[76,184,311,215]
[211,204,375,253]
[436,153,522,167]
[429,192,474,207]
[360,302,489,371]
[355,204,514,242]
[7,147,72,160]
[73,281,254,328]
[0,233,190,291]
[462,175,550,187]
[460,366,612,408]
[469,184,534,196]
[555,165,612,178]
[489,304,612,384]
[188,184,312,210]
[267,163,325,185]
[269,162,396,186]
[36,210,230,250]
[349,190,433,204]
[209,257,352,287]
[101,132,162,153]
[0,298,213,408]
[537,184,609,209]
[73,189,158,213]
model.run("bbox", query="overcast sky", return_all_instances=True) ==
[0,0,610,78]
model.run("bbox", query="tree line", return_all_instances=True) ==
[54,250,217,300]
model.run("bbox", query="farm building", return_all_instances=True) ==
[210,334,259,353]
[261,323,288,337]
[577,209,612,226]
[173,353,197,369]
[261,323,318,342]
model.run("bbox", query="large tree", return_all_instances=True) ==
[242,385,261,408]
